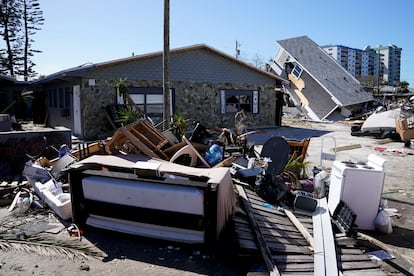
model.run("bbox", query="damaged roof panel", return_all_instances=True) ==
[276,36,373,110]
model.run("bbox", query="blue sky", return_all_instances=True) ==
[32,0,414,86]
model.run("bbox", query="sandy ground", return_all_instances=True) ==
[1,119,414,275]
[286,119,414,274]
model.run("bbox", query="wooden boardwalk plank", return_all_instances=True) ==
[233,184,388,276]
[342,268,388,275]
[272,254,313,263]
[236,185,281,276]
[313,198,339,276]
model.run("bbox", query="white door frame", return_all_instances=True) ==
[73,85,82,136]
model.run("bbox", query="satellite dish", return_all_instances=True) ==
[260,136,289,176]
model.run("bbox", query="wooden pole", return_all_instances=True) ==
[163,0,170,130]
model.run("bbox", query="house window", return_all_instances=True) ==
[59,88,64,108]
[65,87,71,108]
[52,88,58,108]
[292,64,303,79]
[0,91,7,111]
[128,87,166,124]
[220,90,259,114]
[47,88,52,107]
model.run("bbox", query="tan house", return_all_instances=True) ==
[32,44,286,140]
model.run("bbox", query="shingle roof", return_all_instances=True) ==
[34,44,286,84]
[0,74,18,83]
[277,36,373,107]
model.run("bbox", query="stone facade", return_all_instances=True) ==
[33,45,285,140]
[78,78,278,140]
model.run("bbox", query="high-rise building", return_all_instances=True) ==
[322,44,401,86]
[374,44,402,86]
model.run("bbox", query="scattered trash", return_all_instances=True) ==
[313,170,330,199]
[262,202,274,209]
[367,250,395,261]
[292,190,317,212]
[67,224,83,240]
[8,188,33,214]
[374,208,393,234]
[204,143,223,166]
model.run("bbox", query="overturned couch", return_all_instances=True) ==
[68,155,235,244]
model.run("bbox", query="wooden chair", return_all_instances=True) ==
[287,137,311,163]
[105,119,172,159]
[170,136,211,168]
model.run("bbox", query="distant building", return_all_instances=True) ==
[271,36,373,121]
[322,44,402,86]
[374,44,402,86]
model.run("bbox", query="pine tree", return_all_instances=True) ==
[21,0,43,80]
[0,0,23,77]
[0,0,43,79]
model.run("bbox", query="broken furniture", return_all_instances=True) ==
[49,142,105,166]
[287,137,311,163]
[105,119,215,168]
[68,155,235,244]
[170,136,211,168]
[22,155,76,220]
[105,119,174,159]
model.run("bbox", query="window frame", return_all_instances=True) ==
[220,89,259,115]
[292,64,303,79]
[128,87,175,123]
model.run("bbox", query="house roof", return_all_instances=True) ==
[35,44,286,84]
[0,74,22,84]
[276,36,373,107]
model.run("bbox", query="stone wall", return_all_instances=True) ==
[0,127,71,179]
[80,78,279,140]
[80,79,117,140]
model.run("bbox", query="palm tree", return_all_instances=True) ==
[110,78,130,105]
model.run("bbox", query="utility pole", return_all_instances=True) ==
[235,40,240,59]
[163,0,170,129]
[377,50,380,96]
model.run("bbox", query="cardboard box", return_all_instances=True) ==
[396,118,414,141]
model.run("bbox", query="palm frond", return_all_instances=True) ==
[0,235,106,260]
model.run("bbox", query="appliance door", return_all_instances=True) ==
[340,169,384,230]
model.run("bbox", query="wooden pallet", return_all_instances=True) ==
[233,185,388,275]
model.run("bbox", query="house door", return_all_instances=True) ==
[73,85,81,136]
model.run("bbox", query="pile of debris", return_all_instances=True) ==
[11,118,314,228]
[351,97,414,147]
[2,116,404,274]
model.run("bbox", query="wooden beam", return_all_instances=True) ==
[330,144,361,152]
[284,208,314,249]
[236,185,281,276]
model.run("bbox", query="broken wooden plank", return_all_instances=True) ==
[330,144,361,152]
[374,138,394,145]
[341,269,387,276]
[235,184,281,276]
[272,254,313,263]
[275,262,314,272]
[284,208,314,249]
